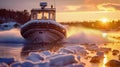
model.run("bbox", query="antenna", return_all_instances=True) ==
[54,0,56,8]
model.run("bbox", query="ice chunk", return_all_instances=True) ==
[112,50,119,56]
[66,64,84,67]
[86,44,99,51]
[58,45,88,56]
[96,51,104,58]
[90,56,101,63]
[46,53,65,60]
[99,47,111,53]
[21,61,34,67]
[39,51,52,58]
[0,58,15,65]
[41,51,51,56]
[26,52,44,62]
[0,63,8,67]
[105,60,120,67]
[10,62,21,67]
[35,62,49,67]
[76,55,81,62]
[58,48,74,54]
[118,55,120,60]
[49,54,77,66]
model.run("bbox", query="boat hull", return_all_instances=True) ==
[21,20,66,43]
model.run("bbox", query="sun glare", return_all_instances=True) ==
[102,33,107,38]
[100,18,109,23]
[102,55,108,67]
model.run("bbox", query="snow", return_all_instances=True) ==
[21,20,65,29]
[26,52,44,62]
[49,54,77,66]
[58,45,88,56]
[0,22,20,30]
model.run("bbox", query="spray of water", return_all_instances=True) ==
[65,26,108,44]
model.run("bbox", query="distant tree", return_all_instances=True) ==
[0,19,3,24]
[0,9,30,24]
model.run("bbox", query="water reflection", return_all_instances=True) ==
[21,43,63,58]
[0,43,23,61]
[102,55,107,67]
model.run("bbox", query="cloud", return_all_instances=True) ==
[56,0,84,6]
[0,0,120,12]
[57,0,120,12]
[97,3,120,11]
[58,5,97,12]
[84,0,107,5]
[57,0,107,12]
[77,5,98,11]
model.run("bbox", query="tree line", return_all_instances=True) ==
[0,9,30,24]
[61,20,120,30]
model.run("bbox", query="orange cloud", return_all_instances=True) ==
[64,5,96,11]
[84,0,106,5]
[97,3,120,11]
[65,6,81,11]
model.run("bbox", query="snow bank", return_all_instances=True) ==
[0,29,25,43]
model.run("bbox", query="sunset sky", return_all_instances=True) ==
[0,0,120,22]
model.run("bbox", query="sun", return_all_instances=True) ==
[100,18,109,23]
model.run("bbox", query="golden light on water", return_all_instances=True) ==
[102,33,107,38]
[102,55,108,67]
[66,26,81,37]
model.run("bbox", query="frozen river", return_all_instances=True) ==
[0,26,120,67]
